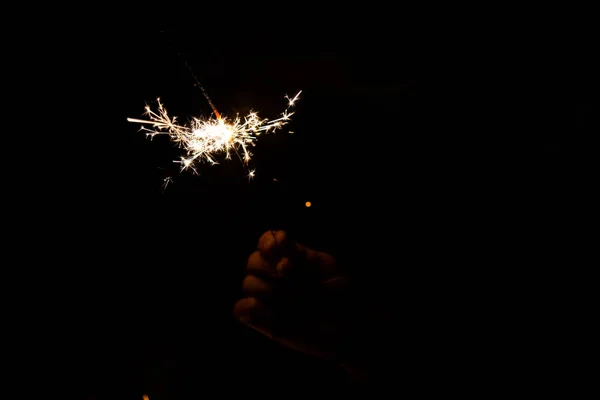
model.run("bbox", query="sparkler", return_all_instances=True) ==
[127,90,302,177]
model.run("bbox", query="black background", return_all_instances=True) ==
[63,23,421,399]
[17,14,597,399]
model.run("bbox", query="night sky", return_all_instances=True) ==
[28,20,595,399]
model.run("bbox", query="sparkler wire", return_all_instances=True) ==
[180,55,221,119]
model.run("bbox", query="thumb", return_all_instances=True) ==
[278,243,341,280]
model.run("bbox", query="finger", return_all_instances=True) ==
[247,251,277,277]
[283,244,342,280]
[242,275,276,298]
[257,230,295,260]
[276,256,292,276]
[233,297,273,337]
[233,297,270,319]
[248,250,313,280]
[257,230,342,279]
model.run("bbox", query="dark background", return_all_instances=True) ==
[23,18,596,399]
[64,25,420,399]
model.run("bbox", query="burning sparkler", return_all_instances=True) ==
[127,91,301,176]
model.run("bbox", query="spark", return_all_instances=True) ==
[162,176,173,191]
[127,91,301,177]
[285,91,302,106]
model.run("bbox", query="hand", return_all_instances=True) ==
[234,230,357,363]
